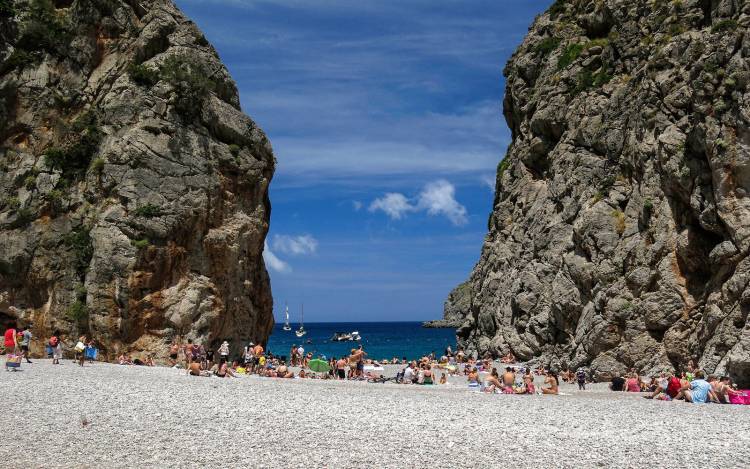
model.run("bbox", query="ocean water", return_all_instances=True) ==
[265,322,457,361]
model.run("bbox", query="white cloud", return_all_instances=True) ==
[368,180,467,226]
[273,234,319,256]
[263,242,292,273]
[416,179,468,226]
[352,200,363,211]
[368,193,415,220]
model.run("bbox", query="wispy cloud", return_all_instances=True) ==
[352,200,363,211]
[369,193,414,220]
[263,242,291,273]
[272,234,318,255]
[369,179,467,226]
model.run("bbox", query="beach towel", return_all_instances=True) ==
[85,347,98,360]
[363,365,384,372]
[728,390,750,405]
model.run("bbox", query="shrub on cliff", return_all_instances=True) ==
[44,111,102,182]
[160,55,216,121]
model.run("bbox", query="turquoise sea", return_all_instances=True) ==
[265,322,457,361]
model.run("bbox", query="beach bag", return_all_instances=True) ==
[85,347,98,360]
[729,390,750,405]
[5,354,21,370]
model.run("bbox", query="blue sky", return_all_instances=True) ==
[176,0,549,322]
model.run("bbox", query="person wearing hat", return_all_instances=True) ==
[243,342,254,368]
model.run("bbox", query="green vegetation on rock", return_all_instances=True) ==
[128,63,160,87]
[711,19,737,33]
[0,0,15,18]
[160,55,216,120]
[64,227,94,280]
[134,204,162,218]
[44,112,102,182]
[557,43,584,70]
[131,238,150,249]
[535,37,561,56]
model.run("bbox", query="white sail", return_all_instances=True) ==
[282,302,291,331]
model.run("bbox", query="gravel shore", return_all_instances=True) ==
[2,360,748,468]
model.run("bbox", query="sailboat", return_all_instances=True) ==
[295,304,306,337]
[282,303,291,331]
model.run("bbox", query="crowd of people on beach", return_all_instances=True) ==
[604,361,747,404]
[3,320,748,405]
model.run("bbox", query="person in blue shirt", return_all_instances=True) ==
[678,370,718,403]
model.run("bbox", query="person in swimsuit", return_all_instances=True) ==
[522,374,536,394]
[422,364,434,384]
[184,339,193,368]
[336,357,347,380]
[484,368,503,393]
[187,359,202,376]
[625,373,641,392]
[502,367,515,388]
[542,371,559,394]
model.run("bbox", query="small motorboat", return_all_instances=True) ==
[331,332,352,342]
[331,331,362,342]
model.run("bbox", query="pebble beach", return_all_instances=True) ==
[2,360,749,468]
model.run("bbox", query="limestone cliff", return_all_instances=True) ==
[0,0,275,358]
[423,281,471,328]
[457,0,750,385]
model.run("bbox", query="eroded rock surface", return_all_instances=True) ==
[457,0,750,385]
[0,0,274,358]
[423,281,471,328]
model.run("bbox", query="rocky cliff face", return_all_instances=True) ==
[0,0,275,358]
[457,0,750,385]
[423,281,471,328]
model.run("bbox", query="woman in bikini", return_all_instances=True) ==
[484,368,503,393]
[542,371,559,394]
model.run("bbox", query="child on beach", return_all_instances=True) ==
[50,332,62,364]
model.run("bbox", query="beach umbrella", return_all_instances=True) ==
[308,358,330,373]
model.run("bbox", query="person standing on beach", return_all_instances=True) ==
[336,356,346,380]
[3,323,18,356]
[50,331,62,364]
[218,340,230,363]
[289,344,297,366]
[576,368,586,390]
[184,339,194,368]
[19,326,32,363]
[252,342,264,373]
[296,344,305,367]
[355,345,366,378]
[75,336,87,367]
